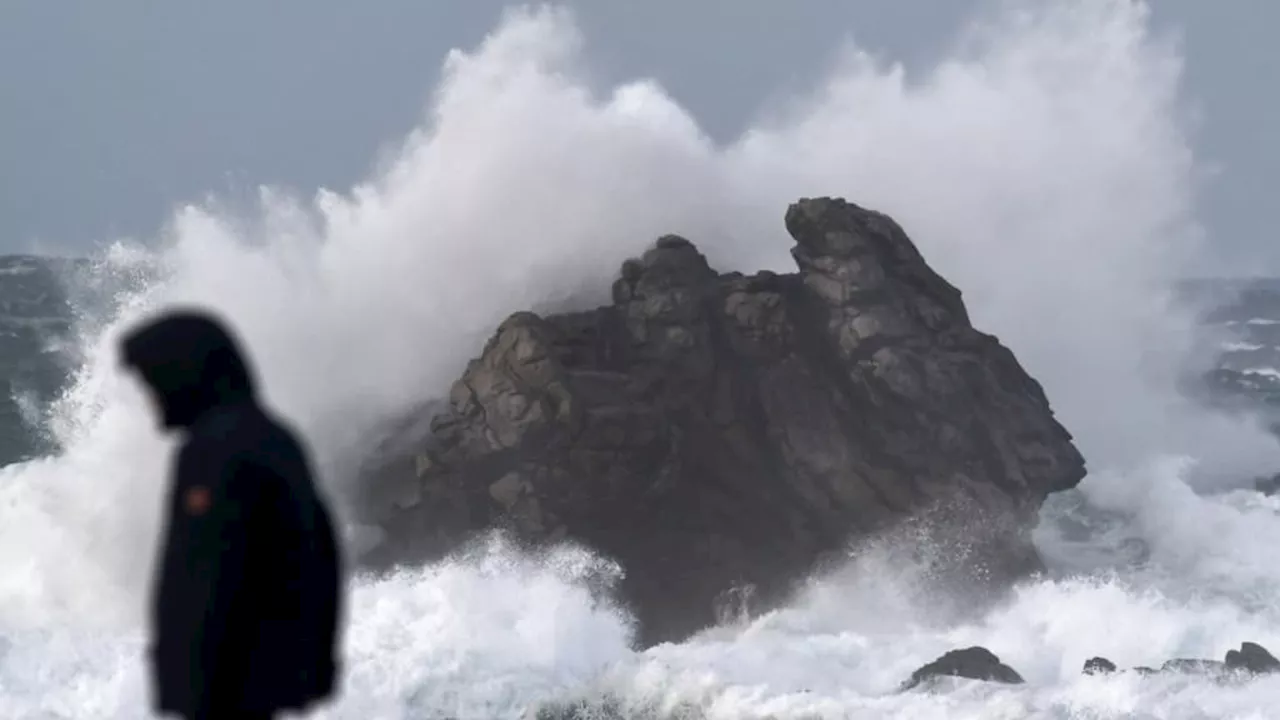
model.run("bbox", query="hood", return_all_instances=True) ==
[119,308,258,429]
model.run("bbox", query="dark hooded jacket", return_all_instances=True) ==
[120,309,342,718]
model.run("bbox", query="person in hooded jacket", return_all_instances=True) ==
[119,308,343,720]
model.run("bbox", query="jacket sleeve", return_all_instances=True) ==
[185,453,259,712]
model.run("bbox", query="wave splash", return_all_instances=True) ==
[2,1,1280,717]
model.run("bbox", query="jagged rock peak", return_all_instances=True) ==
[786,197,970,326]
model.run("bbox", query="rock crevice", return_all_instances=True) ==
[359,197,1087,646]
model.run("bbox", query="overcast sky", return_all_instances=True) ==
[1,1,1276,271]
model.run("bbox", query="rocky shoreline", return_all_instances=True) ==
[901,641,1280,691]
[527,642,1280,719]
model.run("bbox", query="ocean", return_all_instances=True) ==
[4,2,1280,718]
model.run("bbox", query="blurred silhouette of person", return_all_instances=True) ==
[120,309,343,720]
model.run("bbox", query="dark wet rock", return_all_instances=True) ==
[1119,643,1280,680]
[357,197,1087,646]
[1225,642,1280,674]
[900,647,1025,690]
[1082,657,1117,675]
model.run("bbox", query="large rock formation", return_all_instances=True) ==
[358,197,1086,646]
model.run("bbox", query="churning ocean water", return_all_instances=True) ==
[5,2,1280,718]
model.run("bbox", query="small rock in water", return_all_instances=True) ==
[900,646,1025,691]
[1082,657,1117,675]
[1225,641,1280,674]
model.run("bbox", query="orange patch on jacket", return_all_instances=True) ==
[184,485,212,516]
